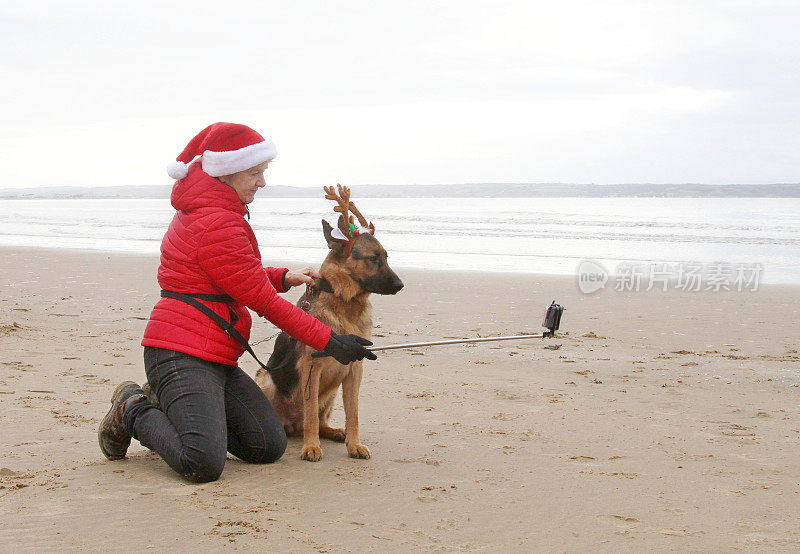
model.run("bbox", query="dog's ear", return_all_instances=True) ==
[322,219,347,251]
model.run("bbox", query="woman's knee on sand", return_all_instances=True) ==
[179,428,287,483]
[231,427,287,465]
[179,450,226,483]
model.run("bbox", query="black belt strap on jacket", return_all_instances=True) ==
[160,289,273,373]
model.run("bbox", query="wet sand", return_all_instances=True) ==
[1,246,799,551]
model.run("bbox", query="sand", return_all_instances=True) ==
[1,246,799,552]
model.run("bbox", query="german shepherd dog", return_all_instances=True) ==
[255,186,403,461]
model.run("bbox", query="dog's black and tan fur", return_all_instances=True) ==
[255,203,402,462]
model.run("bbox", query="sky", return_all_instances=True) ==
[1,0,798,189]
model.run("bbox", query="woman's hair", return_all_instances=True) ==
[218,161,270,183]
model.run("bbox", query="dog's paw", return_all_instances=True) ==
[347,443,371,459]
[301,445,323,462]
[320,426,346,442]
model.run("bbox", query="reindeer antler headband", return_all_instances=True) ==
[324,184,375,244]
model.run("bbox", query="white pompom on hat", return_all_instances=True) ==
[167,160,191,180]
[167,122,277,180]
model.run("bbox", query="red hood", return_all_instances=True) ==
[170,161,247,215]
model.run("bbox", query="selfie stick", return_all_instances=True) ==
[366,332,553,352]
[312,301,565,358]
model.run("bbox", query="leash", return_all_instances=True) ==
[160,290,276,373]
[161,279,323,372]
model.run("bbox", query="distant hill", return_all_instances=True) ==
[1,183,799,199]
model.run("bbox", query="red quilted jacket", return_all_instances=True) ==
[142,162,331,365]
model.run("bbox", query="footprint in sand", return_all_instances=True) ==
[416,484,457,502]
[599,472,639,479]
[494,389,533,401]
[723,354,748,360]
[719,423,757,437]
[0,322,26,335]
[581,332,607,339]
[0,467,35,490]
[1,361,34,371]
[207,520,269,541]
[49,409,96,427]
[520,429,546,442]
[546,393,567,403]
[392,457,442,466]
[492,412,520,421]
[599,514,640,529]
[671,349,709,356]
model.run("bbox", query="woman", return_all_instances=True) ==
[98,122,375,482]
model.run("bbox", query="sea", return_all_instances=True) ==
[1,197,799,284]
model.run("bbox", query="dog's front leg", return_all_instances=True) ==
[341,361,370,459]
[300,359,323,461]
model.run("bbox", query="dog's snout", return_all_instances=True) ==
[391,278,404,293]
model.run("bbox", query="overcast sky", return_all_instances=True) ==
[1,0,798,189]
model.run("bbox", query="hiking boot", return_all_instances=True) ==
[141,382,162,411]
[98,381,145,460]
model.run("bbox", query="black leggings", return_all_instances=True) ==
[123,347,286,482]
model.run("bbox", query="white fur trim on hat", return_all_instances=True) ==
[167,160,189,180]
[201,140,277,177]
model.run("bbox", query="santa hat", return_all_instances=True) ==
[167,122,277,179]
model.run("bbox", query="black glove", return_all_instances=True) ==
[322,332,377,364]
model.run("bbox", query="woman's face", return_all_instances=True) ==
[219,161,269,204]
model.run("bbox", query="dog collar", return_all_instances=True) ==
[300,278,334,312]
[314,278,334,293]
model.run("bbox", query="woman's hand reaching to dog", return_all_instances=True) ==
[322,332,377,364]
[282,267,376,363]
[284,267,320,288]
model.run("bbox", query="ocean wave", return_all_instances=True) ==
[2,197,799,282]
